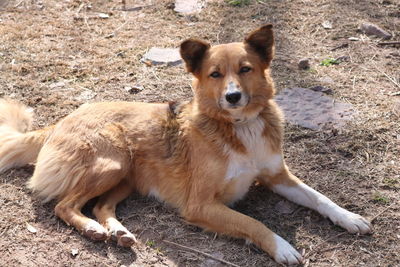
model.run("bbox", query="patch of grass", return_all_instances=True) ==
[146,240,155,247]
[372,192,390,204]
[225,0,251,7]
[320,58,339,66]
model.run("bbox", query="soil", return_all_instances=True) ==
[0,0,399,266]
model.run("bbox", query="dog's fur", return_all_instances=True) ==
[0,25,371,265]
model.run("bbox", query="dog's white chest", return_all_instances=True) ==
[224,118,282,203]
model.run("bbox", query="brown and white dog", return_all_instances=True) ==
[0,25,371,265]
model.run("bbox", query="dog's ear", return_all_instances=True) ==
[180,39,210,74]
[244,24,275,66]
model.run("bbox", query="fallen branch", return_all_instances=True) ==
[163,239,240,267]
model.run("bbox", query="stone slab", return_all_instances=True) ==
[141,47,182,66]
[275,87,355,130]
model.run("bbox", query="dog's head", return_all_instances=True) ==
[180,25,275,123]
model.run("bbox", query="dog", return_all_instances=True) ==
[0,25,371,265]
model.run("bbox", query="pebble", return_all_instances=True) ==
[309,85,333,94]
[360,22,392,40]
[141,47,182,66]
[298,58,310,70]
[275,87,356,130]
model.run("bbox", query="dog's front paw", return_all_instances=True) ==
[272,234,303,265]
[83,220,108,241]
[330,208,372,234]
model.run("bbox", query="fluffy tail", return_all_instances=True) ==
[0,99,51,173]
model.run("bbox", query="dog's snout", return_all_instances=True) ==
[225,91,242,104]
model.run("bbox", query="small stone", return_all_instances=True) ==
[174,0,204,14]
[49,81,66,89]
[309,85,333,95]
[298,58,310,70]
[360,22,391,40]
[200,252,224,267]
[322,21,333,29]
[141,47,182,66]
[98,13,110,19]
[71,248,79,257]
[348,37,359,41]
[26,223,37,233]
[76,90,96,101]
[319,76,334,84]
[124,85,143,94]
[335,55,350,63]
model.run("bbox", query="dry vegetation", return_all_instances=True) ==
[0,0,399,266]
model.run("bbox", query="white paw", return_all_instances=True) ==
[329,207,372,234]
[106,218,137,247]
[83,220,108,240]
[273,234,303,265]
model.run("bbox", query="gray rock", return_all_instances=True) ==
[298,58,310,70]
[275,87,356,130]
[360,22,392,40]
[174,0,204,14]
[141,47,182,66]
[124,85,144,94]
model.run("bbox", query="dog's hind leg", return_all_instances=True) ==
[51,154,131,242]
[93,180,136,247]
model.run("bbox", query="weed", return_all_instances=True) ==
[372,192,390,204]
[225,0,251,7]
[320,58,339,66]
[146,240,155,247]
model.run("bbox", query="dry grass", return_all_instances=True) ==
[0,0,399,266]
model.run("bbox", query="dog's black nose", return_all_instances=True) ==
[225,92,242,104]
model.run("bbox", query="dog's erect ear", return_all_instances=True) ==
[244,24,275,66]
[180,39,210,74]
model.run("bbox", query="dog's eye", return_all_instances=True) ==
[210,71,221,78]
[240,66,252,73]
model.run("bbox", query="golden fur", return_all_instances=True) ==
[0,25,371,265]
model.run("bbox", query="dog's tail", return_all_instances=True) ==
[0,99,51,173]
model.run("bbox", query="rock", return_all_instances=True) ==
[97,13,110,19]
[309,85,333,95]
[335,55,350,63]
[49,81,66,89]
[174,0,204,14]
[275,87,356,130]
[141,47,182,66]
[298,58,310,70]
[76,90,96,101]
[319,76,334,84]
[322,21,333,29]
[348,37,359,41]
[71,248,79,257]
[26,223,37,234]
[124,85,143,94]
[360,22,391,40]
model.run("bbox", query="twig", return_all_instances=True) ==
[378,41,400,46]
[374,66,400,89]
[304,232,346,258]
[370,202,396,223]
[163,239,240,267]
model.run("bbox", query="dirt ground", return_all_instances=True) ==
[0,0,399,266]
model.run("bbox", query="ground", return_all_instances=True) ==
[0,0,399,266]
